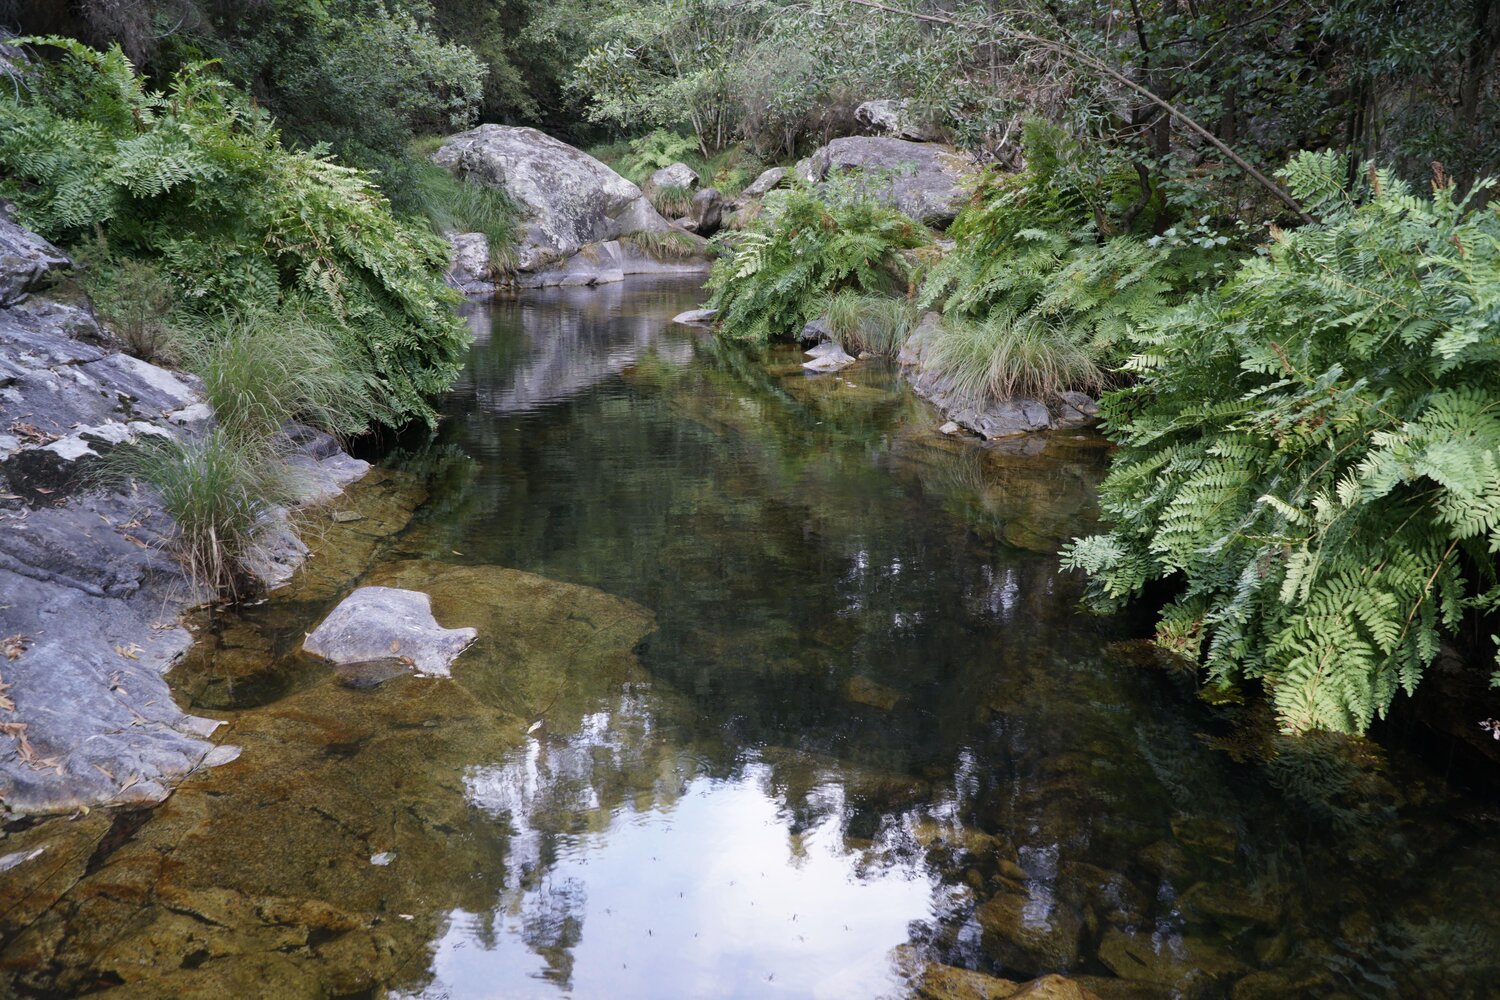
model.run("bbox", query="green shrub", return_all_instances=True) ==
[392,147,522,274]
[0,37,469,428]
[647,183,696,218]
[1064,152,1500,735]
[923,311,1103,402]
[617,129,700,180]
[100,430,297,599]
[707,186,929,343]
[821,289,921,357]
[179,305,388,444]
[76,249,184,363]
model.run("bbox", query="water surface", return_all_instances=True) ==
[4,278,1499,999]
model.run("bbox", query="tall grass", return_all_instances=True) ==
[821,290,921,356]
[922,312,1102,403]
[393,143,522,274]
[99,430,297,599]
[619,229,704,260]
[647,183,695,218]
[179,305,387,442]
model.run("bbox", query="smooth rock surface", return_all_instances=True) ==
[690,187,723,236]
[740,166,788,199]
[649,162,699,190]
[0,209,69,307]
[803,342,857,372]
[445,231,494,296]
[303,587,477,677]
[512,237,709,288]
[856,99,946,142]
[434,125,672,274]
[672,308,718,326]
[795,136,978,226]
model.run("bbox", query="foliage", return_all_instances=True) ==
[178,304,388,444]
[392,144,522,273]
[0,38,469,427]
[921,312,1103,403]
[1064,153,1500,734]
[98,429,297,599]
[75,247,184,362]
[619,130,701,178]
[648,184,697,219]
[820,289,921,357]
[617,229,705,259]
[707,186,930,343]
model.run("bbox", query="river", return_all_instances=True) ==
[3,278,1498,998]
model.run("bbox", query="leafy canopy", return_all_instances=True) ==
[0,37,469,427]
[1064,152,1500,734]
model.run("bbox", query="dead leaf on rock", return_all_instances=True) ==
[114,643,144,660]
[3,634,27,660]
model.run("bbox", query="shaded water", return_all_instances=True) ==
[5,278,1500,999]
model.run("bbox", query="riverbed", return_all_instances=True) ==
[3,278,1498,998]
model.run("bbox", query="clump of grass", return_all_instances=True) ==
[76,249,184,362]
[179,304,387,443]
[98,430,297,600]
[647,183,695,218]
[392,147,522,274]
[619,229,705,260]
[923,312,1102,402]
[821,289,921,356]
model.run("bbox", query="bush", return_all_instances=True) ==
[0,37,469,428]
[820,289,921,357]
[1064,153,1500,735]
[75,249,183,363]
[100,430,297,599]
[707,186,929,343]
[922,312,1103,403]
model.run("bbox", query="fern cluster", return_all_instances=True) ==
[0,37,469,428]
[918,122,1234,395]
[707,186,929,343]
[1064,152,1500,734]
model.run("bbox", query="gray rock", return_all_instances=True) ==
[672,308,718,326]
[303,586,478,677]
[855,99,945,142]
[445,231,494,296]
[649,162,699,190]
[803,343,856,372]
[690,187,723,237]
[795,136,978,226]
[0,209,69,307]
[740,167,788,200]
[799,316,833,344]
[514,237,709,289]
[434,125,671,274]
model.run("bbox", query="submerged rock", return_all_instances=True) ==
[303,587,477,677]
[1096,927,1248,995]
[795,136,978,226]
[977,888,1085,977]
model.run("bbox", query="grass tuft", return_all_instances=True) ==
[647,183,696,218]
[821,290,922,356]
[619,229,705,260]
[392,146,522,274]
[922,312,1102,403]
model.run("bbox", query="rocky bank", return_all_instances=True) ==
[0,210,367,817]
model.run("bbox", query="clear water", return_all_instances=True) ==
[5,277,1500,999]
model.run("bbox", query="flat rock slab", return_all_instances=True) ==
[672,307,717,326]
[303,587,477,677]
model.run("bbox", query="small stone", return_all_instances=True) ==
[940,421,960,435]
[331,509,364,523]
[369,852,395,866]
[672,308,718,326]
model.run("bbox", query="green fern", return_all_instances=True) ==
[1064,152,1500,734]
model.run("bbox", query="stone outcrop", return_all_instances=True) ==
[434,125,709,287]
[303,586,478,678]
[0,212,368,816]
[444,231,495,296]
[739,166,788,200]
[898,312,1101,437]
[855,99,945,142]
[690,187,723,236]
[649,162,699,190]
[795,136,979,226]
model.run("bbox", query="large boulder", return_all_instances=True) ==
[795,136,978,226]
[0,207,69,307]
[434,125,672,276]
[303,586,477,678]
[690,187,723,236]
[855,99,945,142]
[649,162,699,190]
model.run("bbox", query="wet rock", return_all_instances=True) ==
[434,125,672,274]
[333,658,412,689]
[691,187,724,236]
[1011,975,1104,1000]
[512,236,709,288]
[1230,970,1330,1000]
[855,99,946,142]
[445,231,495,296]
[977,888,1084,977]
[803,341,857,372]
[740,166,788,199]
[795,136,978,226]
[1179,879,1283,933]
[916,963,1023,999]
[672,307,718,326]
[1097,928,1247,997]
[650,162,699,190]
[1071,976,1178,1000]
[303,587,477,677]
[843,674,904,711]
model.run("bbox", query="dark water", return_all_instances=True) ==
[5,278,1500,999]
